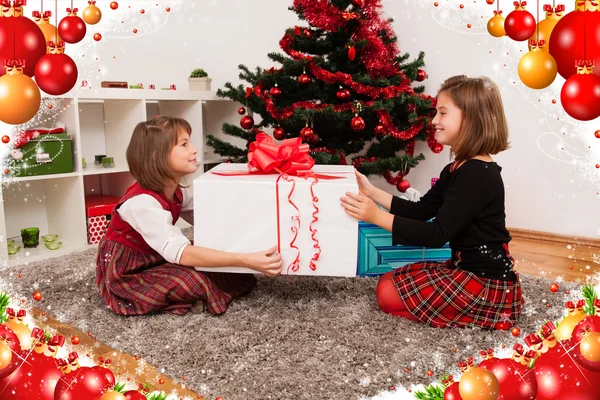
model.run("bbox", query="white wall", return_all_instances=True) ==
[62,0,598,238]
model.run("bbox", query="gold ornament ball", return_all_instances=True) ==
[458,367,500,400]
[83,4,102,25]
[555,313,588,340]
[38,24,62,53]
[487,15,506,38]
[528,18,560,53]
[2,322,33,350]
[0,343,13,369]
[99,391,127,400]
[580,332,600,362]
[518,50,557,89]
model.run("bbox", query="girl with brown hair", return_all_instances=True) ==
[96,116,282,316]
[341,75,522,329]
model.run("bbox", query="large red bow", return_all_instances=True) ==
[248,133,314,176]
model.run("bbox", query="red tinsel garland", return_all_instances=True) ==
[292,0,400,78]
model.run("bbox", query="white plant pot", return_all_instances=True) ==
[188,77,212,91]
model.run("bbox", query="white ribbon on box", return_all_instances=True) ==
[192,163,359,277]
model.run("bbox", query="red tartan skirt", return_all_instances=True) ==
[96,238,257,316]
[391,260,523,329]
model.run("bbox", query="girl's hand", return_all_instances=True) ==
[243,245,283,277]
[355,170,375,198]
[340,192,380,224]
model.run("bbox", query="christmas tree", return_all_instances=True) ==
[208,0,443,191]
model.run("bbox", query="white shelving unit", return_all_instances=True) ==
[0,89,241,266]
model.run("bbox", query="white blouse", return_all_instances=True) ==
[117,186,194,264]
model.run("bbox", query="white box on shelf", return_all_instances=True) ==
[188,77,212,91]
[193,163,359,277]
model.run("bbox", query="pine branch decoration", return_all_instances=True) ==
[0,292,9,323]
[414,383,445,400]
[113,382,127,394]
[582,284,598,315]
[147,392,169,400]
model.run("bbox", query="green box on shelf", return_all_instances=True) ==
[357,221,452,276]
[12,134,74,177]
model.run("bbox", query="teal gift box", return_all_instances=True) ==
[357,221,452,276]
[12,134,74,177]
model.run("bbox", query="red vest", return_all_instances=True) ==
[104,183,183,254]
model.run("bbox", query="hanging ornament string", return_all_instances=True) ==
[536,0,539,44]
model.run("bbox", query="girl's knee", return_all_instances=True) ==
[376,276,402,314]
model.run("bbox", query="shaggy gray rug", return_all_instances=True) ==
[1,247,580,400]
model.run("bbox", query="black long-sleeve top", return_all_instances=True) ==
[391,160,515,281]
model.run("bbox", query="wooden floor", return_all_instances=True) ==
[30,235,600,398]
[510,236,600,283]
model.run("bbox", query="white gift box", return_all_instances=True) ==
[193,163,359,276]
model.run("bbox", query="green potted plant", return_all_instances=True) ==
[188,68,212,91]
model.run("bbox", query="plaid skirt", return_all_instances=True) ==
[96,239,257,316]
[392,260,523,329]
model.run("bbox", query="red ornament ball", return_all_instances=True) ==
[351,116,365,132]
[3,169,9,175]
[32,291,42,301]
[595,130,600,138]
[133,28,138,34]
[504,8,536,41]
[34,53,79,96]
[486,0,495,4]
[140,9,145,14]
[336,89,351,101]
[396,179,410,193]
[550,283,559,292]
[374,125,385,138]
[270,86,282,96]
[511,327,521,337]
[298,74,311,85]
[166,7,171,12]
[434,2,439,6]
[124,391,146,400]
[300,126,314,141]
[58,13,87,44]
[237,107,245,115]
[549,11,600,80]
[460,4,464,9]
[240,116,254,130]
[443,382,461,400]
[0,14,47,77]
[560,73,600,121]
[93,33,102,41]
[467,24,472,28]
[1,135,9,144]
[416,69,427,82]
[273,127,285,140]
[427,370,433,377]
[110,2,119,10]
[71,336,80,345]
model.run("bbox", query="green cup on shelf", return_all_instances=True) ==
[102,157,115,168]
[94,155,106,165]
[82,157,87,169]
[21,227,40,248]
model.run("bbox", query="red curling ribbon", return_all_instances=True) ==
[66,7,78,13]
[308,177,321,271]
[493,9,503,14]
[279,174,301,274]
[31,327,45,341]
[5,308,15,317]
[16,309,25,321]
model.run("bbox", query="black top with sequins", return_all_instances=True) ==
[390,159,516,281]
